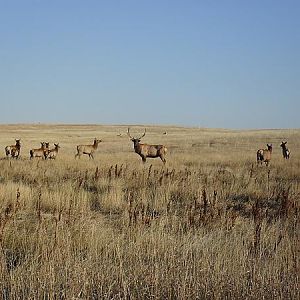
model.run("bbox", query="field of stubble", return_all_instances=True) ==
[0,124,299,299]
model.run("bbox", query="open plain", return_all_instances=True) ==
[0,124,299,299]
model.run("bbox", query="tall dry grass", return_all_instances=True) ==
[0,124,299,299]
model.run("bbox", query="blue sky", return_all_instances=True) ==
[0,1,299,129]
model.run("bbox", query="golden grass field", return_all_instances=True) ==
[0,124,299,299]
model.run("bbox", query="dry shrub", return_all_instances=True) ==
[0,125,299,298]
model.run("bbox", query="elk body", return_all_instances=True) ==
[30,142,48,159]
[5,139,21,159]
[127,128,167,164]
[280,141,290,159]
[257,144,273,166]
[75,138,102,159]
[46,143,60,159]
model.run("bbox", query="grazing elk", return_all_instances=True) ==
[5,139,21,159]
[257,144,273,166]
[127,128,167,164]
[280,141,290,159]
[46,143,60,160]
[75,138,102,159]
[30,142,48,159]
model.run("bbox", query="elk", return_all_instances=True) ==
[75,138,102,159]
[257,144,272,166]
[43,142,50,158]
[30,142,48,159]
[127,128,167,164]
[280,141,290,159]
[5,139,21,159]
[46,143,60,160]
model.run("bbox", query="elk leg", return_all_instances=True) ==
[160,156,166,164]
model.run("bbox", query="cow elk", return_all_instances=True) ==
[5,139,21,159]
[75,138,102,159]
[127,128,167,164]
[280,141,290,159]
[257,144,272,166]
[30,142,48,159]
[46,143,60,160]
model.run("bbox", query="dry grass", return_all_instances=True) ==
[0,124,299,299]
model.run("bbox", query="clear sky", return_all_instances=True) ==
[0,1,299,129]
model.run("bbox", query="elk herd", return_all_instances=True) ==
[2,129,292,166]
[5,140,61,160]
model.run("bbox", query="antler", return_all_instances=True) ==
[138,128,146,140]
[127,128,146,140]
[127,128,133,139]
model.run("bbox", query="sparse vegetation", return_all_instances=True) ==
[0,124,299,299]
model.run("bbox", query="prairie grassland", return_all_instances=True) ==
[0,124,299,299]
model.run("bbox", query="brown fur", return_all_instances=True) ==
[75,138,102,159]
[257,144,272,166]
[46,143,60,160]
[280,141,290,159]
[30,142,48,159]
[127,128,167,164]
[5,139,21,159]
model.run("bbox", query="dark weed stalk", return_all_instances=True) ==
[94,166,99,180]
[148,165,153,180]
[108,165,113,182]
[267,169,271,200]
[117,164,123,178]
[114,164,118,178]
[202,189,208,216]
[252,199,263,256]
[36,190,42,226]
[279,188,291,219]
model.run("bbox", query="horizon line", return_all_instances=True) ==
[0,122,298,132]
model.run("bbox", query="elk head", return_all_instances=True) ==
[127,128,146,147]
[93,138,102,145]
[267,144,273,152]
[280,141,287,148]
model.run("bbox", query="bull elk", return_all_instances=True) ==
[280,141,290,159]
[5,139,21,159]
[257,144,272,166]
[75,138,102,159]
[30,142,49,159]
[46,143,60,160]
[127,128,167,164]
